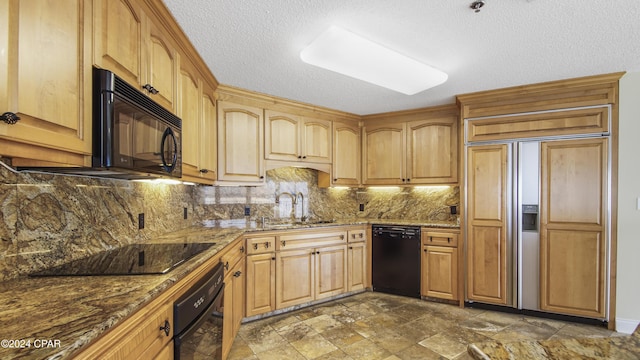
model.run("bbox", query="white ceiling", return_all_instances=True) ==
[162,0,640,115]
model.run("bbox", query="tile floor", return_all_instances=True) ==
[227,292,619,360]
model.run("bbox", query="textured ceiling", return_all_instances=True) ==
[162,0,640,115]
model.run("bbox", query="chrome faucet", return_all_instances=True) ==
[275,192,297,220]
[296,192,306,222]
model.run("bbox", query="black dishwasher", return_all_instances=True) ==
[372,225,421,298]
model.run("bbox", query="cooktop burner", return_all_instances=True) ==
[29,242,217,277]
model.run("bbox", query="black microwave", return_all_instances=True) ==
[92,67,182,178]
[16,68,182,180]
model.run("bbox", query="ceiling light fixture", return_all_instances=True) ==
[300,26,447,95]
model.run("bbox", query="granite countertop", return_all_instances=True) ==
[0,227,244,360]
[0,219,457,359]
[467,326,640,359]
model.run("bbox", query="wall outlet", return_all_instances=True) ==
[359,203,365,211]
[183,207,188,220]
[450,205,457,215]
[138,213,145,229]
[244,206,251,216]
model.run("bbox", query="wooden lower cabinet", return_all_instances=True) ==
[347,241,366,292]
[222,257,245,360]
[276,248,316,309]
[74,299,173,359]
[246,252,276,317]
[421,229,460,301]
[315,244,348,300]
[422,246,458,301]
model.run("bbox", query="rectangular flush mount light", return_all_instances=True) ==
[300,26,447,95]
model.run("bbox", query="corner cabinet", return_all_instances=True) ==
[264,110,332,164]
[362,108,458,185]
[217,101,265,184]
[0,0,92,166]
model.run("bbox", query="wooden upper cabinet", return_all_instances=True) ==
[145,18,177,111]
[93,0,144,87]
[265,110,301,162]
[332,121,361,186]
[94,0,177,112]
[199,84,217,182]
[265,110,331,163]
[362,114,458,185]
[217,101,265,183]
[0,0,92,165]
[406,117,458,184]
[362,122,405,185]
[178,58,201,179]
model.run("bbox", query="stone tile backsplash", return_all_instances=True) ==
[0,165,458,281]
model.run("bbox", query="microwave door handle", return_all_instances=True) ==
[160,127,178,173]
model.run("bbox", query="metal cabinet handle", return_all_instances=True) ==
[234,271,242,277]
[224,262,229,270]
[298,155,302,159]
[240,246,245,253]
[429,236,433,242]
[253,243,258,250]
[281,240,286,247]
[271,257,276,261]
[200,169,209,174]
[259,175,265,179]
[1,112,20,125]
[359,233,363,238]
[340,235,344,240]
[447,237,451,243]
[407,178,411,182]
[159,320,171,337]
[349,246,353,249]
[142,83,159,94]
[264,241,270,248]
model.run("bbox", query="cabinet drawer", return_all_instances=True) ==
[422,231,458,247]
[246,236,276,254]
[278,230,347,251]
[347,229,366,243]
[222,239,246,272]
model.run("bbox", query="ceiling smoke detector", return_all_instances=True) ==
[470,0,486,13]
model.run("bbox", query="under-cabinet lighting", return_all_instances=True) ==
[331,186,350,190]
[414,185,451,190]
[134,179,182,185]
[368,186,401,191]
[300,26,447,95]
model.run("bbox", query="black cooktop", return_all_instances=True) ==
[29,242,216,277]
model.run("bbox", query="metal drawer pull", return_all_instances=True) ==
[281,240,286,247]
[264,241,270,248]
[159,320,171,337]
[224,262,229,270]
[253,243,258,250]
[359,233,363,238]
[340,235,344,240]
[240,246,245,253]
[448,237,451,243]
[234,271,242,277]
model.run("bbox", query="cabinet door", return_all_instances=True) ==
[301,117,332,163]
[178,58,201,178]
[362,122,405,185]
[265,110,300,161]
[347,242,366,292]
[222,258,245,360]
[332,121,361,186]
[422,245,458,300]
[406,117,457,184]
[0,0,92,162]
[540,138,607,318]
[276,249,315,309]
[316,245,347,300]
[145,18,176,111]
[198,87,217,182]
[246,253,276,317]
[218,101,265,183]
[93,0,144,88]
[466,144,509,305]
